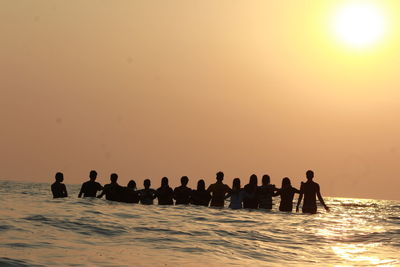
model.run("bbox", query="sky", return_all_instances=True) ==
[1,0,400,200]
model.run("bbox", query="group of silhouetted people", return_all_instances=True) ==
[51,170,329,214]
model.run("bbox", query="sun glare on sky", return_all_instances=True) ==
[331,2,388,49]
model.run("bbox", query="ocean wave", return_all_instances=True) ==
[0,257,44,267]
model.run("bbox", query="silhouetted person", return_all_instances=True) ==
[191,179,211,206]
[228,178,244,209]
[123,180,140,203]
[97,173,123,202]
[51,172,68,198]
[296,170,329,214]
[243,174,258,209]
[207,172,231,207]
[157,177,174,205]
[78,170,103,198]
[276,177,300,212]
[257,174,278,209]
[138,179,157,205]
[174,176,192,205]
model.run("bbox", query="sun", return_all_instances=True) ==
[331,2,387,49]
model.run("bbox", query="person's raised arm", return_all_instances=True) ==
[97,187,106,198]
[206,184,212,193]
[273,188,281,197]
[316,184,329,212]
[78,184,84,198]
[224,185,232,199]
[296,183,304,212]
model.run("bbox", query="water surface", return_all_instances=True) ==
[0,181,399,266]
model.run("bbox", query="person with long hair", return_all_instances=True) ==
[228,178,244,209]
[157,177,174,205]
[123,180,139,203]
[191,179,211,206]
[243,174,258,209]
[275,177,300,212]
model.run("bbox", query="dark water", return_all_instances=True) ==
[0,181,399,266]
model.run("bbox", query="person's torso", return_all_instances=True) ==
[157,187,174,204]
[303,182,318,207]
[104,183,123,201]
[191,190,211,206]
[83,181,101,197]
[123,188,139,203]
[140,189,156,204]
[210,183,228,201]
[51,183,65,198]
[229,191,244,209]
[174,186,191,204]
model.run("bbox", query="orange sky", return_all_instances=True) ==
[1,1,400,200]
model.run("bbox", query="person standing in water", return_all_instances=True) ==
[228,178,244,209]
[207,171,231,207]
[138,179,157,205]
[257,174,278,210]
[157,177,174,205]
[173,176,192,205]
[51,172,68,198]
[78,170,103,198]
[123,180,139,203]
[296,170,329,214]
[275,177,300,212]
[191,179,211,206]
[97,173,123,202]
[243,174,258,209]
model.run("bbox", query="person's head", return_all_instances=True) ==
[110,173,118,183]
[232,178,241,191]
[55,172,64,183]
[216,171,224,182]
[249,174,258,186]
[197,179,206,191]
[89,170,97,181]
[180,176,189,186]
[144,179,151,189]
[281,177,291,188]
[262,174,270,186]
[161,177,169,187]
[127,180,136,189]
[306,170,314,180]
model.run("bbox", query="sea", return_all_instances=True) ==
[0,180,399,267]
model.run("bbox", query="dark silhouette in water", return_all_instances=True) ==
[228,178,244,209]
[296,170,329,214]
[78,170,103,198]
[157,177,174,205]
[191,179,211,206]
[276,177,300,212]
[97,173,123,202]
[257,175,278,209]
[123,180,139,203]
[174,176,192,205]
[51,172,68,198]
[243,174,258,209]
[207,172,231,207]
[139,179,157,205]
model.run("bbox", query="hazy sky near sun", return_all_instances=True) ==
[1,0,400,200]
